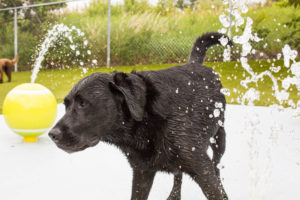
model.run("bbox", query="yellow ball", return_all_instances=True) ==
[3,83,57,142]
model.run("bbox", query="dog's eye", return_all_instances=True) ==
[78,99,87,108]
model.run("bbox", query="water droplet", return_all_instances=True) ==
[218,120,224,127]
[213,109,220,117]
[210,137,216,144]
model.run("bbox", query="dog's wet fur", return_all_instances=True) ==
[49,32,232,200]
[0,55,18,83]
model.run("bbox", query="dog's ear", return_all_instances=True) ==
[109,72,146,121]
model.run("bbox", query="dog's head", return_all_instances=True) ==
[48,72,147,153]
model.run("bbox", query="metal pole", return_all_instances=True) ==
[228,0,232,38]
[107,0,111,68]
[14,9,18,72]
[228,0,232,61]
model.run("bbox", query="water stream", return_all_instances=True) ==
[31,24,95,83]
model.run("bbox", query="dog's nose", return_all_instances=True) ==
[48,128,62,143]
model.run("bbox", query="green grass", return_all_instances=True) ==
[0,60,298,114]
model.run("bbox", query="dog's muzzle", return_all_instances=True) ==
[48,128,63,143]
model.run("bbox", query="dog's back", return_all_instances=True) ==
[138,62,225,151]
[138,33,229,143]
[0,55,18,66]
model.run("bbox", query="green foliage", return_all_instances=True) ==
[1,0,300,69]
[282,16,300,49]
[60,1,300,67]
[174,0,198,9]
[124,0,152,13]
[156,0,175,15]
[61,0,227,66]
[280,1,300,49]
[0,0,65,28]
[0,0,23,20]
[0,0,66,68]
[288,0,300,7]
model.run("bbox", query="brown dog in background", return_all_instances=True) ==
[0,55,18,83]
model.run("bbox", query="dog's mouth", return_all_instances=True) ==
[87,136,100,147]
[54,136,100,154]
[56,143,90,153]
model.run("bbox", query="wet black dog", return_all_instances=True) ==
[49,32,232,200]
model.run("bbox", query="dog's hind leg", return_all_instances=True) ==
[185,154,228,200]
[131,169,156,200]
[211,127,226,174]
[211,127,226,176]
[0,67,3,83]
[167,172,182,200]
[4,65,12,82]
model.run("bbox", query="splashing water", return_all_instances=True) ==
[218,0,300,199]
[282,44,298,68]
[219,1,299,105]
[281,45,300,94]
[219,0,300,106]
[31,24,94,83]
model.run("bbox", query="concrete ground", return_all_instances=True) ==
[0,104,299,200]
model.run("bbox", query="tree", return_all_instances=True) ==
[0,0,66,67]
[175,0,198,10]
[0,0,66,26]
[282,0,300,49]
[288,0,300,7]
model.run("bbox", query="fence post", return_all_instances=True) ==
[14,8,18,72]
[107,0,111,68]
[228,0,232,39]
[228,0,233,61]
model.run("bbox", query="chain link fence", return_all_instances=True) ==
[0,0,299,71]
[0,3,67,70]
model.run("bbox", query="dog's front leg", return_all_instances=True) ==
[167,172,182,200]
[131,169,156,200]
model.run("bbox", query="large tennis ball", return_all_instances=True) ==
[3,83,57,142]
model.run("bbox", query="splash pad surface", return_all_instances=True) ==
[0,104,299,199]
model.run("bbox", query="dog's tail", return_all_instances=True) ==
[11,55,19,64]
[188,32,232,64]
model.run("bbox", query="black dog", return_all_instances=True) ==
[49,32,232,200]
